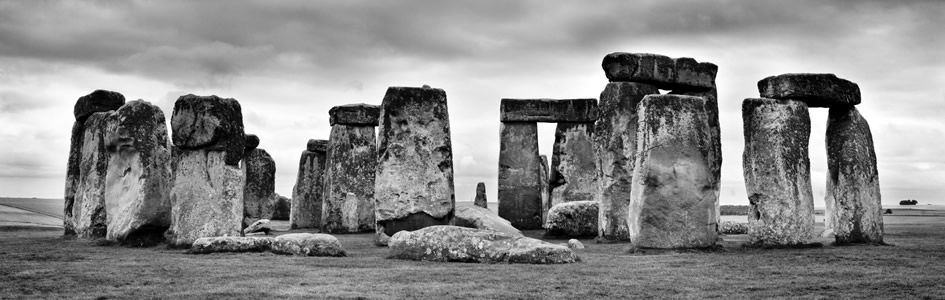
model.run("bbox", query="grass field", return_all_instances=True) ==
[2,218,945,299]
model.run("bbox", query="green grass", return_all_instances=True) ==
[2,222,945,299]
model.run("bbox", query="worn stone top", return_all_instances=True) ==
[74,90,125,121]
[170,94,245,166]
[500,98,598,123]
[306,139,328,152]
[757,73,860,108]
[105,100,168,166]
[244,134,260,152]
[602,52,717,91]
[329,103,381,126]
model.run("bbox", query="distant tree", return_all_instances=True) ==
[899,199,918,205]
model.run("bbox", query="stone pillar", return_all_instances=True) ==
[242,145,276,224]
[290,139,327,229]
[104,100,172,244]
[72,111,118,239]
[742,98,814,246]
[474,182,487,208]
[375,86,455,245]
[629,94,717,248]
[167,94,245,247]
[594,82,659,242]
[497,122,542,229]
[826,106,883,244]
[323,104,379,233]
[549,122,598,205]
[671,85,721,227]
[65,90,125,237]
[539,155,549,222]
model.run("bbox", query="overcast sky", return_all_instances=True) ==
[0,0,942,207]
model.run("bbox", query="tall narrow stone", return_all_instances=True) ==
[290,139,328,229]
[549,122,598,206]
[538,155,550,222]
[71,111,118,239]
[826,106,883,244]
[629,94,717,248]
[498,122,542,230]
[742,98,814,246]
[242,147,277,223]
[323,104,379,233]
[375,86,455,245]
[474,182,487,208]
[594,82,659,242]
[672,85,722,228]
[104,100,172,244]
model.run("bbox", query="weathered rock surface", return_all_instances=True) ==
[545,201,598,237]
[499,98,598,123]
[103,100,172,243]
[550,122,598,206]
[454,205,522,237]
[567,239,585,250]
[291,139,328,229]
[601,52,717,91]
[243,134,260,153]
[388,226,578,264]
[272,194,290,221]
[539,155,550,222]
[70,112,118,239]
[742,98,815,246]
[189,236,274,254]
[74,89,126,121]
[242,219,271,235]
[629,94,717,248]
[243,148,277,221]
[474,182,487,208]
[328,103,381,126]
[322,124,376,233]
[672,85,722,229]
[270,233,347,257]
[374,86,455,244]
[758,73,861,107]
[594,82,659,242]
[498,122,542,230]
[170,94,245,165]
[826,106,883,244]
[166,149,245,247]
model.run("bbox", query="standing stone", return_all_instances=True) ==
[549,122,598,206]
[498,122,542,230]
[742,98,814,246]
[539,155,550,222]
[290,139,328,229]
[323,104,378,233]
[65,90,125,236]
[826,106,883,244]
[595,82,659,242]
[474,182,487,208]
[375,86,455,245]
[672,85,722,229]
[243,148,277,223]
[104,100,172,244]
[71,111,118,239]
[629,94,717,248]
[166,95,245,247]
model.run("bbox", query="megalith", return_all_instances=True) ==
[601,52,717,91]
[758,73,861,108]
[538,155,550,222]
[826,106,883,244]
[322,104,379,233]
[474,182,487,208]
[742,98,815,246]
[242,142,277,224]
[65,90,125,237]
[166,95,245,247]
[104,100,172,244]
[629,94,717,248]
[72,111,118,239]
[497,122,542,229]
[549,122,598,206]
[375,86,455,245]
[290,139,328,229]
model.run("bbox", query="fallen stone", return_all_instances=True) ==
[629,94,717,249]
[549,122,598,206]
[567,239,584,250]
[170,94,245,165]
[545,200,598,237]
[328,103,381,126]
[272,194,290,221]
[291,140,328,229]
[166,149,245,247]
[270,233,347,257]
[322,124,377,233]
[742,98,815,246]
[242,219,271,235]
[71,111,118,239]
[189,236,274,254]
[104,100,173,244]
[74,89,126,121]
[243,148,277,221]
[757,73,861,107]
[474,182,487,208]
[243,134,260,153]
[499,98,598,123]
[375,86,455,245]
[498,122,542,230]
[454,205,522,237]
[388,225,578,264]
[601,52,717,91]
[826,106,883,244]
[594,82,660,242]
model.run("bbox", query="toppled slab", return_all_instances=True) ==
[328,103,381,126]
[189,236,274,254]
[270,233,347,257]
[545,200,598,237]
[388,226,578,264]
[242,219,271,235]
[757,73,861,107]
[500,98,598,123]
[170,94,245,165]
[601,52,717,91]
[454,206,522,237]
